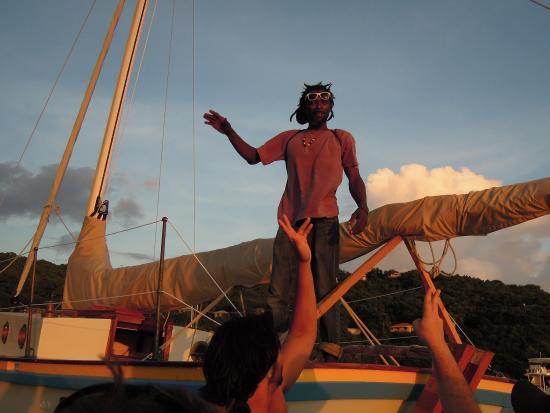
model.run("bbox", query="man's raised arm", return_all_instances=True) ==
[203,109,260,164]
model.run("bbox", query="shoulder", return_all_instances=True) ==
[265,129,301,144]
[333,128,355,140]
[332,129,356,146]
[279,129,302,139]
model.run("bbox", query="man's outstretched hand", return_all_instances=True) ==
[278,215,312,263]
[350,207,368,235]
[203,109,231,134]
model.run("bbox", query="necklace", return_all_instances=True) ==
[302,133,316,149]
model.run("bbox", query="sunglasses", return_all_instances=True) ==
[305,92,332,102]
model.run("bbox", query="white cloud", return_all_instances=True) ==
[366,163,501,208]
[459,257,502,280]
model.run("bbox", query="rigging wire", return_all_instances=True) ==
[448,312,476,347]
[0,291,156,312]
[346,286,423,304]
[153,0,175,259]
[104,0,158,199]
[53,205,78,242]
[167,220,243,316]
[338,336,419,345]
[0,236,33,275]
[141,291,220,361]
[192,0,197,250]
[36,219,161,251]
[528,0,550,11]
[0,0,97,212]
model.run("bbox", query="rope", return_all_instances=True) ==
[0,237,32,274]
[167,221,242,316]
[412,239,457,277]
[53,205,78,242]
[153,0,175,259]
[104,0,158,199]
[338,336,419,344]
[346,286,423,304]
[0,0,97,212]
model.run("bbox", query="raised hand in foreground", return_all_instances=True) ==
[413,289,481,413]
[277,215,313,263]
[275,215,316,391]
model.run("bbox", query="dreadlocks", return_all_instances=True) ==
[290,82,335,124]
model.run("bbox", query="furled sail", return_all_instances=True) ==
[63,178,549,311]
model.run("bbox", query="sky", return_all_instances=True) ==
[0,0,548,292]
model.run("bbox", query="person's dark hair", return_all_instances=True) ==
[201,314,280,413]
[290,82,335,125]
[511,380,550,413]
[54,383,215,413]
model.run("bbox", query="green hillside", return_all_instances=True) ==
[1,252,548,379]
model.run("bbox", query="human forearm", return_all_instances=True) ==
[348,173,368,211]
[346,167,369,233]
[222,122,260,164]
[430,343,482,413]
[278,217,316,389]
[289,260,317,338]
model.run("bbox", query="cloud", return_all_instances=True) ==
[0,162,92,221]
[111,197,145,227]
[0,163,146,230]
[111,250,155,262]
[342,164,549,291]
[366,163,501,208]
[51,233,78,254]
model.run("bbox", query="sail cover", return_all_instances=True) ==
[63,178,549,311]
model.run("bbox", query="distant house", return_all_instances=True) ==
[390,322,414,334]
[346,327,361,336]
[388,270,401,279]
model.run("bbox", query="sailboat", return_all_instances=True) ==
[1,1,548,412]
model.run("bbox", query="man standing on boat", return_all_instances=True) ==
[204,82,368,345]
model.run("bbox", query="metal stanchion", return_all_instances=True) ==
[25,247,38,358]
[153,217,168,360]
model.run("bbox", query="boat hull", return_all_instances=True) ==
[0,358,514,412]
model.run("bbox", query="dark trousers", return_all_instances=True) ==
[267,217,341,343]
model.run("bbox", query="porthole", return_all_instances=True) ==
[1,322,8,344]
[17,324,26,349]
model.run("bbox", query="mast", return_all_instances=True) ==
[15,0,128,296]
[86,0,149,215]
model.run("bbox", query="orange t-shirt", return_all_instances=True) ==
[258,129,358,223]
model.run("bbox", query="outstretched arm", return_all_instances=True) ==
[413,290,482,413]
[277,215,317,391]
[203,109,260,164]
[344,165,369,234]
